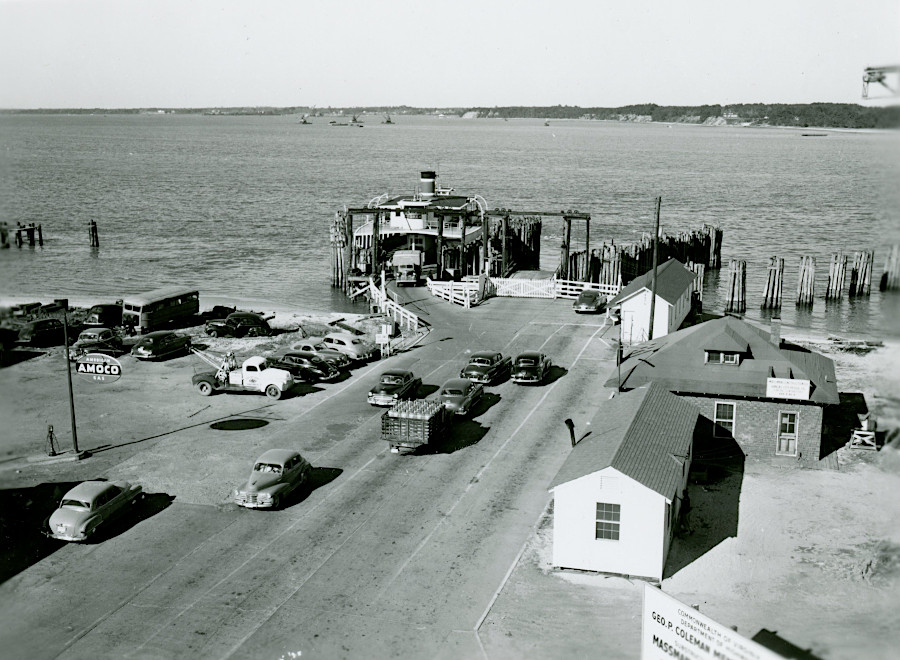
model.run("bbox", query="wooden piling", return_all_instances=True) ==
[725,259,746,313]
[848,250,874,297]
[881,245,900,291]
[0,222,8,248]
[88,220,100,247]
[796,256,816,306]
[761,257,785,309]
[825,252,847,300]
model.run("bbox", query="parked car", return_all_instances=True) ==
[130,330,192,360]
[16,318,65,347]
[84,303,123,328]
[511,351,553,384]
[460,351,512,384]
[47,480,143,542]
[233,449,312,509]
[320,332,376,361]
[367,370,421,406]
[199,305,238,321]
[205,312,272,338]
[271,352,340,383]
[439,377,484,416]
[573,289,605,313]
[289,341,352,369]
[68,327,123,360]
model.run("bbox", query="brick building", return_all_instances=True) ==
[604,316,839,466]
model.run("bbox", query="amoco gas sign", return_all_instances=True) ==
[75,353,123,383]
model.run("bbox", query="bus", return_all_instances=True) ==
[121,286,199,333]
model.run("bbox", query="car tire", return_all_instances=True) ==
[265,384,282,400]
[271,495,280,509]
[197,381,214,396]
[207,329,219,338]
[247,327,260,337]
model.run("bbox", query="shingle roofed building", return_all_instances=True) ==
[605,315,839,465]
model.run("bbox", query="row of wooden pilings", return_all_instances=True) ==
[726,247,898,312]
[560,224,724,290]
[0,220,101,248]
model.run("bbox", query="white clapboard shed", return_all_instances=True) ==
[550,383,698,581]
[609,258,697,345]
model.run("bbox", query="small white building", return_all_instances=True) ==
[550,383,699,581]
[609,258,697,345]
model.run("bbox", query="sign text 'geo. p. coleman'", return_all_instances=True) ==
[75,353,123,383]
[642,584,782,660]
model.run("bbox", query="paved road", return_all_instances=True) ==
[0,296,617,659]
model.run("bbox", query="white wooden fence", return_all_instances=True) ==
[367,278,421,331]
[425,275,621,306]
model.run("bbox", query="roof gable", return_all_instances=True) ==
[550,384,698,498]
[603,316,839,405]
[610,258,697,306]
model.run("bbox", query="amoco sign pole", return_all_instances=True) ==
[59,300,80,455]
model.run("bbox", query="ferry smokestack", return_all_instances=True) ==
[419,171,436,199]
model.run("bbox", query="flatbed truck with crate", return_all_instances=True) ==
[382,399,451,453]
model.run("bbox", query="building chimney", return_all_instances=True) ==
[565,418,577,447]
[419,171,436,199]
[770,318,781,348]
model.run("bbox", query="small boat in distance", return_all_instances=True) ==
[383,114,393,124]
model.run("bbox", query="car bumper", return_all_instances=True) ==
[368,394,398,406]
[47,527,88,542]
[234,494,274,509]
[461,372,490,384]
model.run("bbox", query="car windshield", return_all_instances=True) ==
[578,291,598,302]
[79,331,100,340]
[381,375,403,385]
[61,498,91,509]
[443,388,464,396]
[517,359,537,366]
[254,463,283,474]
[140,337,158,346]
[471,358,492,366]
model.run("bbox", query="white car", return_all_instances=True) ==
[47,480,143,541]
[319,332,376,361]
[234,449,313,509]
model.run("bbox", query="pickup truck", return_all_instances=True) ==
[192,356,293,399]
[459,351,512,385]
[381,399,451,453]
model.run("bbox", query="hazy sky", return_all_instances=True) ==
[1,0,898,109]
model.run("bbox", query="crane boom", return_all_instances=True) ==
[862,65,900,99]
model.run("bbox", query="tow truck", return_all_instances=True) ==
[189,348,293,400]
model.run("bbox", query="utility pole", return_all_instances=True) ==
[60,301,80,455]
[647,196,661,341]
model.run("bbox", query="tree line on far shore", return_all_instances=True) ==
[3,103,898,128]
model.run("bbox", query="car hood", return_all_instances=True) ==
[49,506,90,529]
[239,473,282,494]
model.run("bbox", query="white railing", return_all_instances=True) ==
[488,277,556,298]
[554,278,621,300]
[367,278,421,332]
[425,278,479,308]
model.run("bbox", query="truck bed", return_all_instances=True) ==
[382,400,450,453]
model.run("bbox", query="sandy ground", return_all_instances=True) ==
[479,336,900,660]
[1,297,899,659]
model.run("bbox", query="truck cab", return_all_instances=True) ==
[392,249,424,286]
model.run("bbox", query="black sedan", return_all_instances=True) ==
[367,370,422,406]
[573,289,605,313]
[271,353,340,383]
[205,312,272,338]
[130,330,192,360]
[511,351,552,384]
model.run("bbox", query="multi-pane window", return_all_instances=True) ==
[776,411,798,456]
[706,351,740,365]
[714,401,736,437]
[595,502,621,540]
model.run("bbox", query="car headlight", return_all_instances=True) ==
[257,492,272,501]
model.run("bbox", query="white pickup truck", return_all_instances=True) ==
[192,355,293,400]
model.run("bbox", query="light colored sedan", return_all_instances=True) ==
[439,377,484,416]
[234,449,312,509]
[47,480,143,542]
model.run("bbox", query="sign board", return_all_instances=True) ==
[642,585,781,660]
[765,377,810,400]
[375,333,390,345]
[75,353,123,383]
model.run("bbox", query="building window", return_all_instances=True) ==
[706,351,740,365]
[595,502,621,540]
[714,401,735,437]
[776,411,799,456]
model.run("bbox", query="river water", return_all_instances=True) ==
[1,114,898,337]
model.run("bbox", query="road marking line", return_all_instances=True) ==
[377,324,606,597]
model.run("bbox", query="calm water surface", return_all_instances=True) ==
[1,114,898,337]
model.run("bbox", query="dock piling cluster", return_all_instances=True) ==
[761,257,785,309]
[825,253,847,300]
[796,256,816,306]
[725,259,747,313]
[881,245,900,291]
[848,250,874,297]
[88,220,100,247]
